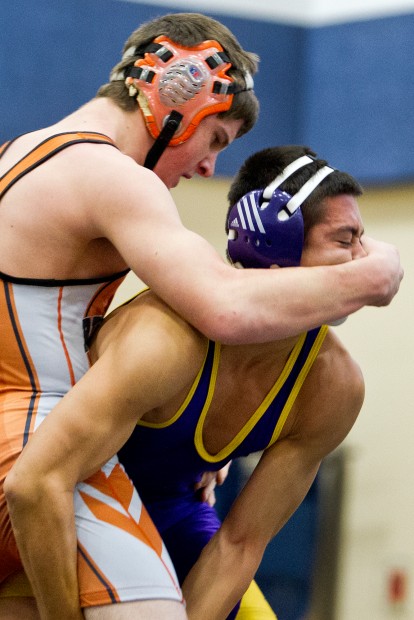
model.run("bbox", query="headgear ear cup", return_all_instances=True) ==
[227,157,335,269]
[125,36,237,145]
[227,189,304,268]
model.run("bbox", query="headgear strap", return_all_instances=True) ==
[143,110,183,170]
[262,156,314,203]
[279,165,334,220]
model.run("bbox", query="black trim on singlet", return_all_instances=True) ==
[77,544,118,603]
[0,139,14,158]
[0,268,130,287]
[0,131,118,201]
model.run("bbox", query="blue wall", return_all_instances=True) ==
[301,15,414,184]
[1,0,413,184]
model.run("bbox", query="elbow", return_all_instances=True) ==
[4,468,37,516]
[215,523,266,576]
[4,466,58,520]
[198,313,241,345]
[181,271,279,344]
[192,303,257,345]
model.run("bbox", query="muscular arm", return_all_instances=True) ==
[85,151,403,344]
[4,296,204,620]
[182,334,365,619]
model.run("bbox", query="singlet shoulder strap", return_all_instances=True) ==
[0,131,117,200]
[0,140,13,158]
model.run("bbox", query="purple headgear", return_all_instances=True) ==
[227,156,334,268]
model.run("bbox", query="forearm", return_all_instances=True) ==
[193,260,397,344]
[238,255,396,340]
[182,528,262,620]
[145,235,401,345]
[5,473,83,620]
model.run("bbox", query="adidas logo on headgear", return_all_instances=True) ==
[230,217,239,228]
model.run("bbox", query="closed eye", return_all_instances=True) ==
[212,131,230,151]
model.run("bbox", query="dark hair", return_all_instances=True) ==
[227,145,363,237]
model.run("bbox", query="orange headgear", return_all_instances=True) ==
[124,36,238,147]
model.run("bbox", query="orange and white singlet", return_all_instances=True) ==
[0,134,183,607]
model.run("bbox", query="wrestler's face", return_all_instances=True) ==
[152,115,243,189]
[300,195,366,267]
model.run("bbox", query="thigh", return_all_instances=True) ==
[84,599,187,619]
[76,459,183,608]
[0,574,188,620]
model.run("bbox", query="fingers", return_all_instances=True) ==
[200,485,217,507]
[194,464,232,506]
[194,471,215,491]
[215,462,232,486]
[194,472,216,506]
[361,236,403,305]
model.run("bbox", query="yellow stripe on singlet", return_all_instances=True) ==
[269,325,328,446]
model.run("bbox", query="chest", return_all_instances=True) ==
[142,337,313,460]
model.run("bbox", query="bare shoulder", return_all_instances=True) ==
[70,142,170,203]
[291,328,364,457]
[314,328,364,399]
[92,290,207,385]
[67,143,181,241]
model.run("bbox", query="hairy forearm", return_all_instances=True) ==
[5,473,83,620]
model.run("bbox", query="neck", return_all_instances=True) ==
[53,98,154,165]
[221,333,303,368]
